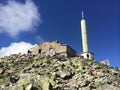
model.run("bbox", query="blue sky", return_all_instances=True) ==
[0,0,119,67]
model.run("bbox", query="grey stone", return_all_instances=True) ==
[60,71,67,79]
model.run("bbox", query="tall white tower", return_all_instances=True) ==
[80,11,94,60]
[81,11,89,52]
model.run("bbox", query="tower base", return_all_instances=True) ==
[80,52,94,60]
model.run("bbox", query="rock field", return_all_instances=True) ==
[0,54,120,90]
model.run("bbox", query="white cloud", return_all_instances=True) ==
[0,0,41,37]
[0,42,37,57]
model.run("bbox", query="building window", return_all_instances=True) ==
[87,54,89,58]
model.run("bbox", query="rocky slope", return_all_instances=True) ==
[0,54,120,90]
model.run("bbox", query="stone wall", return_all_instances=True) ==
[28,41,77,57]
[67,46,77,57]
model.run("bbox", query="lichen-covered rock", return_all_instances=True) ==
[0,68,5,74]
[0,54,120,90]
[33,76,57,90]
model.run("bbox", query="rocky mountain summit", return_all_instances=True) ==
[0,53,120,90]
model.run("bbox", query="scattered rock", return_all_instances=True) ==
[0,68,5,74]
[0,53,120,90]
[10,75,20,84]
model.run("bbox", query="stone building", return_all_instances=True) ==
[28,41,77,57]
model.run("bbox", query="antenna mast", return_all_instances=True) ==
[82,11,84,19]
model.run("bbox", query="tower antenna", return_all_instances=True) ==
[82,11,84,19]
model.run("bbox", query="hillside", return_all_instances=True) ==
[0,54,120,90]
